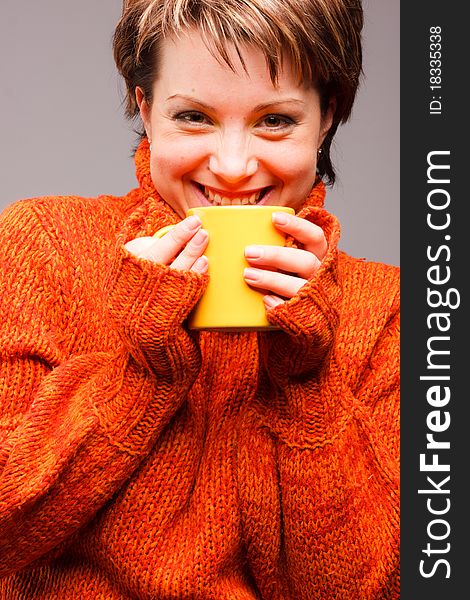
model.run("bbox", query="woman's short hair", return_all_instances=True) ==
[113,0,363,185]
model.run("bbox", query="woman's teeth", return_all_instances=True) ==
[202,186,264,205]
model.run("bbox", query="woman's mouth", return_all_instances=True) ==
[197,184,272,206]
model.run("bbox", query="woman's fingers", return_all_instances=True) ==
[159,216,203,263]
[124,215,208,271]
[263,294,285,309]
[242,212,327,302]
[244,267,306,299]
[170,229,209,272]
[245,245,320,280]
[272,212,327,259]
[190,255,209,274]
[124,236,158,258]
[243,212,328,302]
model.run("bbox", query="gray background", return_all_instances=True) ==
[0,0,399,266]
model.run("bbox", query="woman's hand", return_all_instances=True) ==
[243,211,327,308]
[124,215,209,273]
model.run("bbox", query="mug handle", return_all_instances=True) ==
[153,224,176,239]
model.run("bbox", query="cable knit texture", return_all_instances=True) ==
[0,139,399,599]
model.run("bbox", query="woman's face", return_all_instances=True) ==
[137,29,334,217]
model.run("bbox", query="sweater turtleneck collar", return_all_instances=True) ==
[134,137,327,215]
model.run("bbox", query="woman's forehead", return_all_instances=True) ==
[157,28,307,90]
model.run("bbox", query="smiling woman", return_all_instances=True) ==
[126,30,335,302]
[0,1,399,599]
[135,31,333,215]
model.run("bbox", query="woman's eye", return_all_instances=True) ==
[174,111,211,125]
[259,114,295,129]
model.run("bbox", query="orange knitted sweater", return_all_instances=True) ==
[0,141,400,599]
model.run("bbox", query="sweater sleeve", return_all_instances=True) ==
[245,207,400,598]
[261,206,341,378]
[0,200,206,576]
[259,205,399,462]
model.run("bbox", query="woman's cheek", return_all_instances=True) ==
[272,142,316,180]
[155,139,209,179]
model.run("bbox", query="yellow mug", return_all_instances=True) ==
[154,205,295,331]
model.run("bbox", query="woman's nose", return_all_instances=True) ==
[208,133,258,184]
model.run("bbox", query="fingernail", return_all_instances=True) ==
[245,245,263,259]
[243,268,259,282]
[272,212,289,225]
[186,215,202,230]
[264,295,283,309]
[264,295,276,309]
[193,229,208,245]
[193,255,208,273]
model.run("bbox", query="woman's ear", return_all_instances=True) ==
[135,86,152,139]
[319,97,337,147]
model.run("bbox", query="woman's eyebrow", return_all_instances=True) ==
[165,95,215,111]
[252,99,306,111]
[165,94,305,112]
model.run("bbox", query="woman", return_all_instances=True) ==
[0,1,399,598]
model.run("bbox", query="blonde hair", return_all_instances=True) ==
[113,0,363,184]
